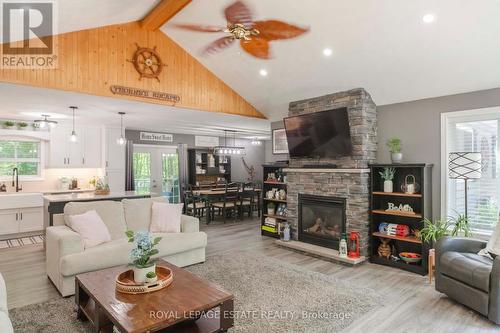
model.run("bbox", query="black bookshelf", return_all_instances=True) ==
[369,163,433,275]
[188,149,231,187]
[261,163,288,238]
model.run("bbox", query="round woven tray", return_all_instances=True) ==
[116,266,173,294]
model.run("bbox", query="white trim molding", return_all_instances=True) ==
[440,106,500,221]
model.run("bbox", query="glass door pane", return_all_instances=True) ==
[161,152,180,203]
[133,152,151,194]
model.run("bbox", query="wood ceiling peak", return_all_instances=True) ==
[141,0,192,31]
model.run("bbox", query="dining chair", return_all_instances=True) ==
[239,182,256,218]
[210,182,240,223]
[183,190,207,218]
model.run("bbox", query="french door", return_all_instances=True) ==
[133,145,180,203]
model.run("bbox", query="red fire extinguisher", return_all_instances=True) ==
[348,231,360,258]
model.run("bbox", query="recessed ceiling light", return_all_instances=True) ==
[323,48,333,57]
[259,69,268,77]
[422,13,435,23]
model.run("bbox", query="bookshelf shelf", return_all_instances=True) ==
[369,163,433,276]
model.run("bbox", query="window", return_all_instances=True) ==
[442,108,500,235]
[0,139,41,178]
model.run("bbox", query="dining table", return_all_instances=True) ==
[192,188,262,224]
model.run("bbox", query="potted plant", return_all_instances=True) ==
[125,230,162,284]
[386,137,402,163]
[267,202,276,215]
[16,122,28,130]
[145,271,158,284]
[3,121,14,129]
[419,213,472,245]
[379,167,396,193]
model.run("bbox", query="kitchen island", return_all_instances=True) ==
[44,191,155,227]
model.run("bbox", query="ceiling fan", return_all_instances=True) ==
[173,1,309,59]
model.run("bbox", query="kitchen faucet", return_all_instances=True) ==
[12,167,22,192]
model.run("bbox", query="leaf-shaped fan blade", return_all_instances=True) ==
[225,1,253,27]
[173,23,225,32]
[253,20,309,41]
[203,36,236,55]
[240,37,270,59]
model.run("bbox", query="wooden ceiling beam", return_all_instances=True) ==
[141,0,192,31]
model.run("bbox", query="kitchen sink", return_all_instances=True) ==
[0,192,43,209]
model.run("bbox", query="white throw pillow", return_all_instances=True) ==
[479,213,500,258]
[150,202,184,233]
[68,210,112,249]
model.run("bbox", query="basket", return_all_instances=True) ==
[95,189,110,195]
[116,266,173,294]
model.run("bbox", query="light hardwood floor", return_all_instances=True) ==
[0,219,498,332]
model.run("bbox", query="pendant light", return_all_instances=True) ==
[34,114,58,128]
[69,106,78,142]
[214,130,246,156]
[251,137,262,145]
[117,112,126,146]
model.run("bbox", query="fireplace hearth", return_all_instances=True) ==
[298,194,346,250]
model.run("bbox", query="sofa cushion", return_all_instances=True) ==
[150,202,183,233]
[68,210,112,249]
[64,201,126,240]
[440,251,493,292]
[60,232,207,277]
[122,197,166,231]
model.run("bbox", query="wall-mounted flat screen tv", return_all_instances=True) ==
[283,107,353,158]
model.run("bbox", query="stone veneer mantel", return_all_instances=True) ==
[284,168,370,174]
[285,88,377,257]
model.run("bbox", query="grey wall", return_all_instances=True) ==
[126,129,265,183]
[265,120,289,163]
[377,87,500,219]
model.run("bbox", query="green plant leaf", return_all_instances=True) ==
[148,249,159,256]
[153,237,162,245]
[125,230,134,239]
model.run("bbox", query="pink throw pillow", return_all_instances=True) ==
[150,202,184,233]
[68,210,112,249]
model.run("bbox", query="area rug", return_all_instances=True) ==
[9,252,381,333]
[0,235,44,249]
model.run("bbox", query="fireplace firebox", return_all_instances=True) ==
[298,194,346,249]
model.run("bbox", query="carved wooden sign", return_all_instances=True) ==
[110,85,181,103]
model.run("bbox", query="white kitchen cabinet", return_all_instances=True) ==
[0,209,19,235]
[104,128,125,170]
[49,126,70,168]
[83,126,101,168]
[18,207,44,232]
[49,125,101,168]
[0,207,43,236]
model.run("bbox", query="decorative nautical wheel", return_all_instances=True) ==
[128,44,167,82]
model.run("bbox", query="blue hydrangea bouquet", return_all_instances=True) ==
[125,230,162,283]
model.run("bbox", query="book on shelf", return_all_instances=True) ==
[261,225,277,233]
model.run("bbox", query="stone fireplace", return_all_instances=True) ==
[298,194,346,250]
[284,88,376,258]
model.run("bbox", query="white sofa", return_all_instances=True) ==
[0,274,13,333]
[46,197,207,297]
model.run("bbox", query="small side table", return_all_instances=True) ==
[428,249,435,283]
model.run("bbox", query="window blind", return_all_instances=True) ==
[447,119,499,233]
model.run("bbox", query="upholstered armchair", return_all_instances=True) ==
[435,236,500,324]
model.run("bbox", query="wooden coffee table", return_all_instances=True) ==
[75,259,234,333]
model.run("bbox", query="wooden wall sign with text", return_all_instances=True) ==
[110,85,181,104]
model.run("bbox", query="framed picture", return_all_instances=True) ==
[273,129,289,154]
